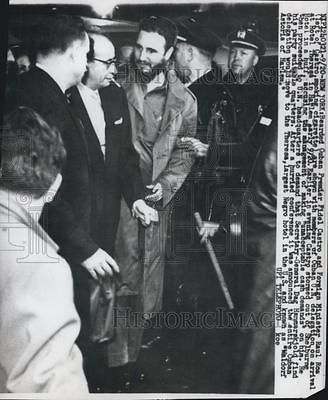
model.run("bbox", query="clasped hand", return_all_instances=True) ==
[132,199,159,226]
[180,137,209,157]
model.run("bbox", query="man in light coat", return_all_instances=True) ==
[110,16,197,379]
[0,107,88,393]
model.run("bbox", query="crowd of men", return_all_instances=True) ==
[0,13,277,394]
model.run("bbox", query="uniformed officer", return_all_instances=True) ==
[169,17,223,310]
[176,24,277,310]
[174,16,223,145]
[199,24,277,244]
[175,26,277,391]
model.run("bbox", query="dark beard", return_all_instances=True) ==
[131,53,167,84]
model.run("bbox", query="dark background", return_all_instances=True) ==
[7,2,278,52]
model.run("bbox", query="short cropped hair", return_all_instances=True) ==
[0,107,66,198]
[139,16,178,51]
[31,14,86,56]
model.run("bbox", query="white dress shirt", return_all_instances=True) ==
[77,83,106,156]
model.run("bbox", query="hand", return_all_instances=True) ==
[145,183,163,203]
[180,137,209,157]
[132,199,159,226]
[81,248,119,280]
[198,221,220,244]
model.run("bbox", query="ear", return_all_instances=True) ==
[164,46,174,61]
[187,45,194,62]
[65,44,76,64]
[68,40,83,63]
[253,54,259,67]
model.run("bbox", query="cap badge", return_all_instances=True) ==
[237,29,246,39]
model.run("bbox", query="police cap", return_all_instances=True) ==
[176,17,222,55]
[227,26,266,56]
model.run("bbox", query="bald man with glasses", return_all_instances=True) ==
[67,33,157,388]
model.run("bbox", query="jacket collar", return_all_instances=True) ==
[31,66,68,102]
[0,189,59,253]
[161,69,194,132]
[123,68,195,132]
[35,62,67,93]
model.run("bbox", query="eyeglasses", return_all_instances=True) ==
[93,57,117,68]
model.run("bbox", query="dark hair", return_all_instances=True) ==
[31,14,86,56]
[81,35,95,84]
[87,35,95,62]
[0,107,66,198]
[139,16,178,51]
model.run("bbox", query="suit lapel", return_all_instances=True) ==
[99,88,114,128]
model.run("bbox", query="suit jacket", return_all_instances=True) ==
[123,68,198,208]
[0,189,88,393]
[67,83,144,254]
[12,66,99,263]
[12,67,143,263]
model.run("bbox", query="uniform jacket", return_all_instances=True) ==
[174,66,224,222]
[123,68,198,207]
[187,64,223,141]
[206,72,278,178]
[235,108,277,394]
[0,189,88,393]
[204,73,278,219]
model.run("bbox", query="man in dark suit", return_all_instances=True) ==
[67,33,157,265]
[66,32,158,390]
[10,14,117,360]
[10,16,157,374]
